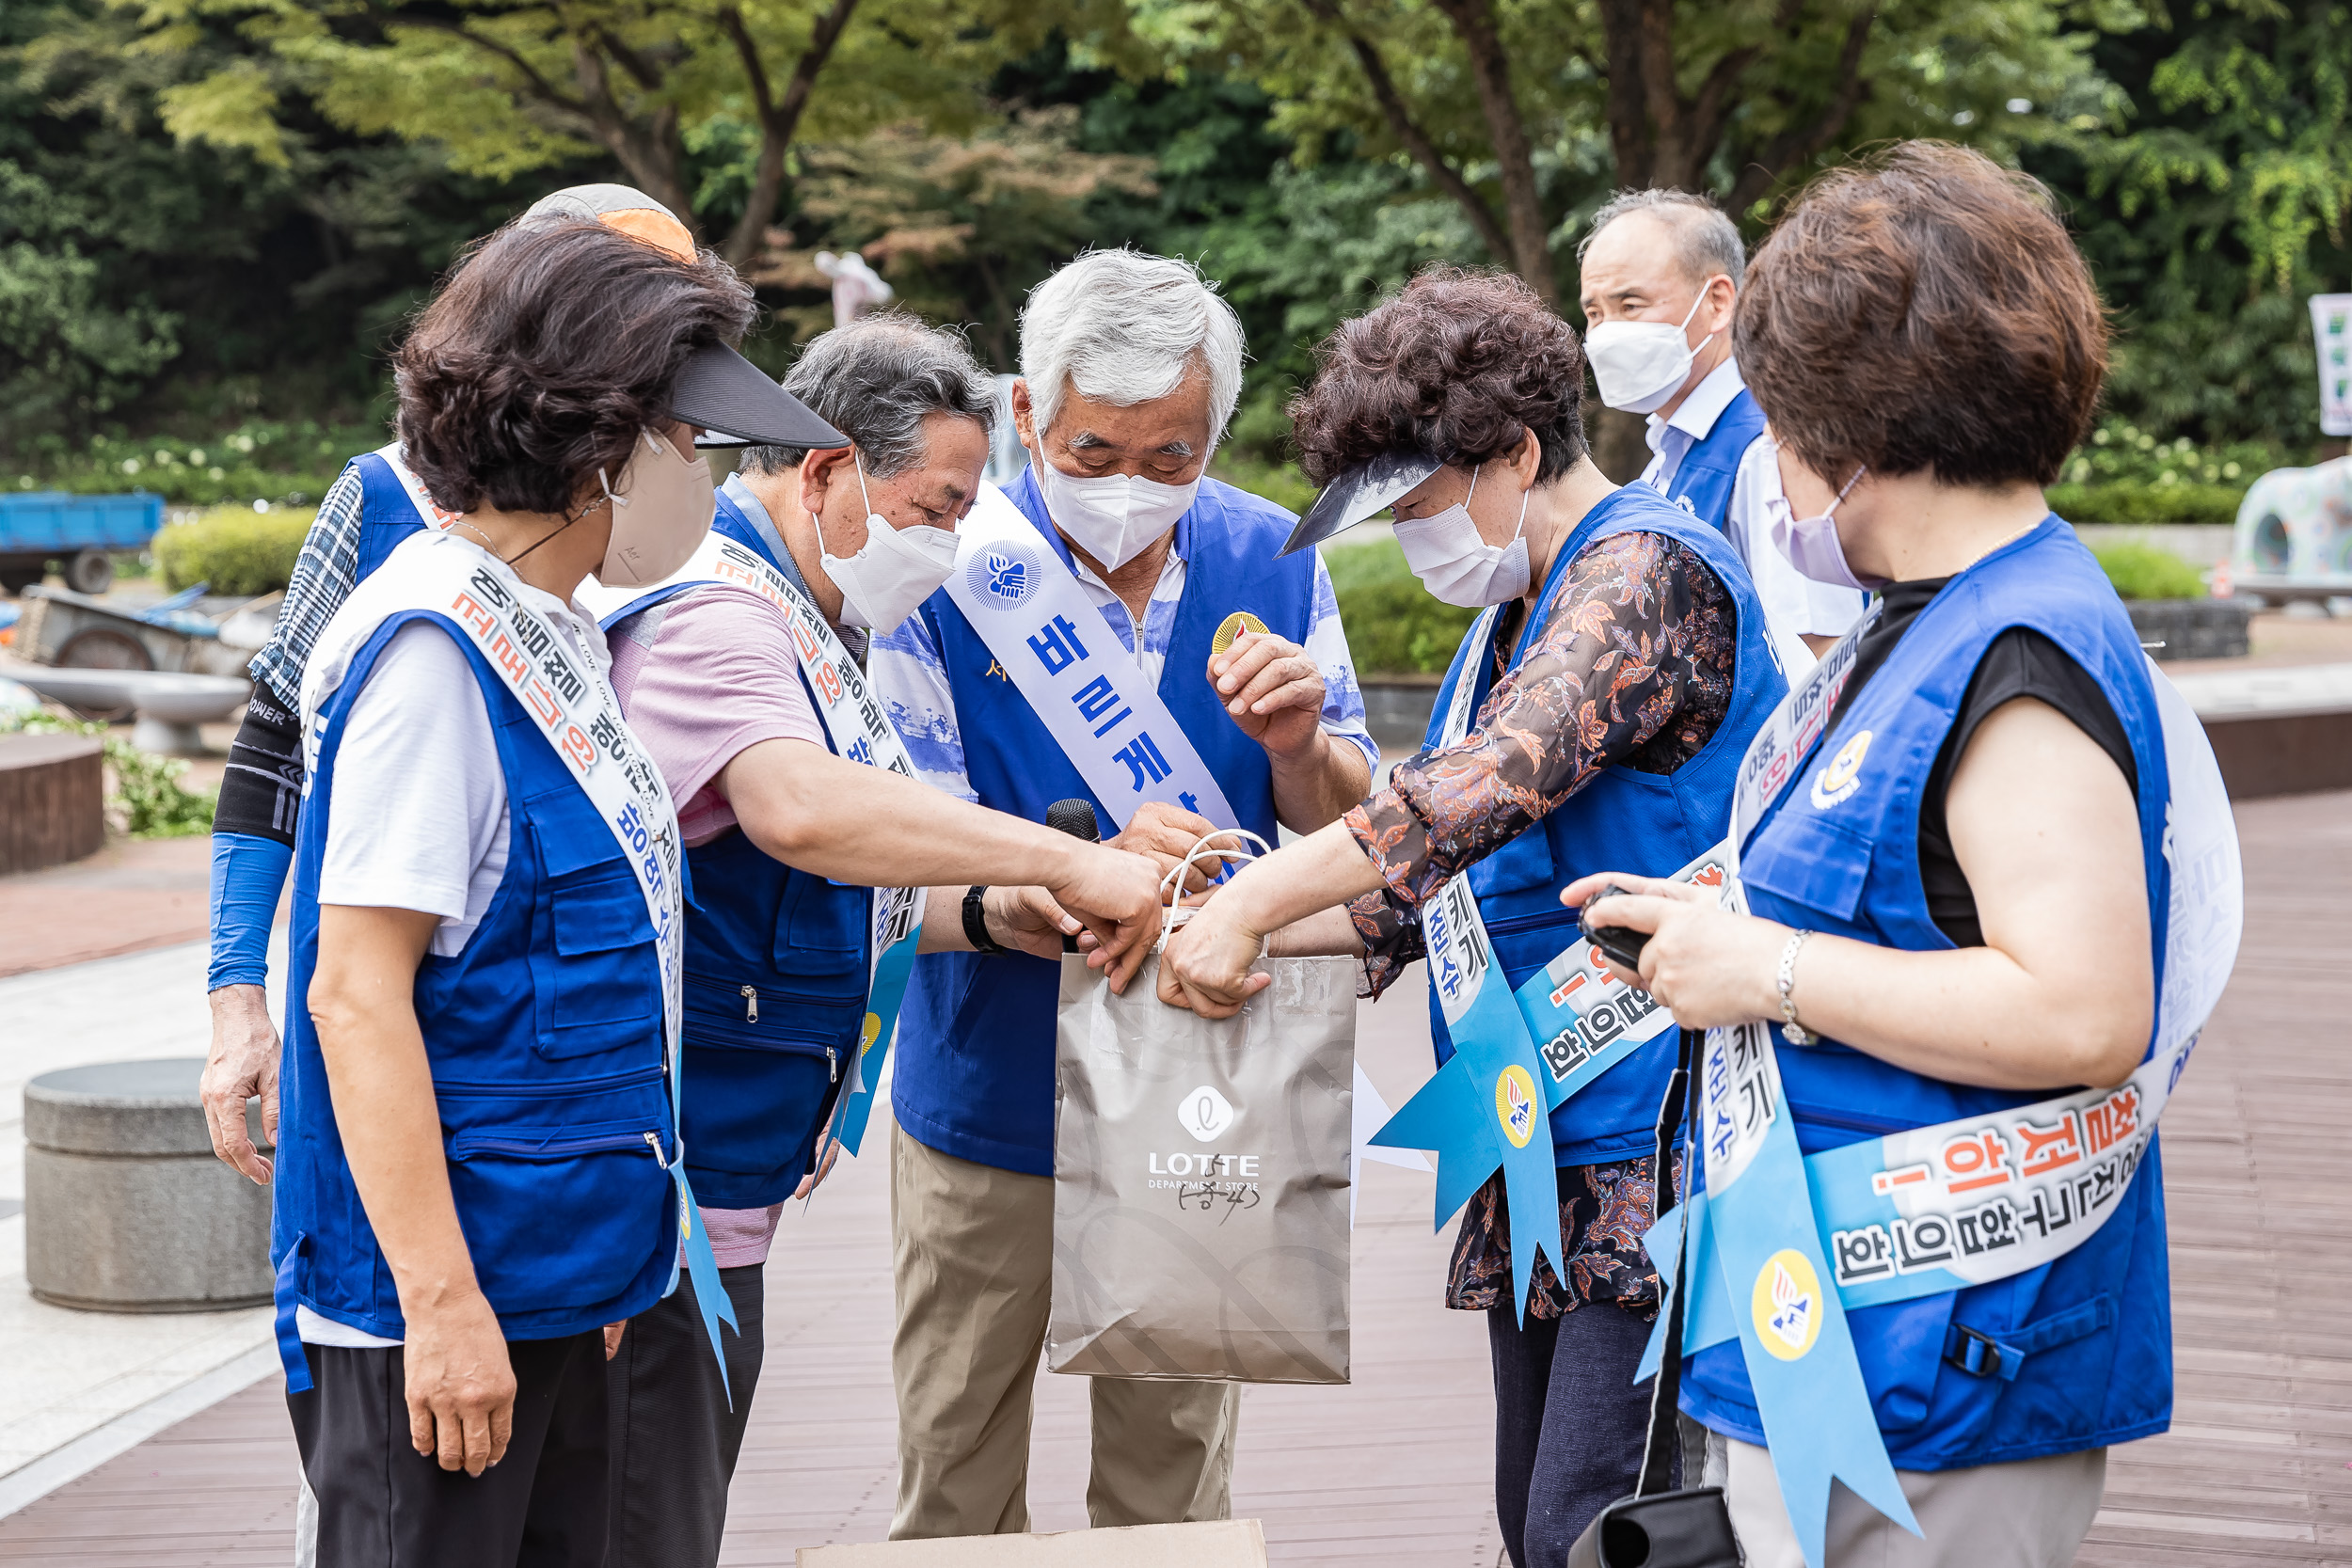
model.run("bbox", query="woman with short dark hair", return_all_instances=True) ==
[1557,142,2236,1564]
[1158,266,1788,1562]
[274,214,824,1568]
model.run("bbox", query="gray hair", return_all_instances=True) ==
[740,313,995,479]
[1578,189,1746,287]
[1020,248,1245,449]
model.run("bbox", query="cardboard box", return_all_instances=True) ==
[796,1518,1269,1567]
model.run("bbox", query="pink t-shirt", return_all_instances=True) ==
[609,582,834,1267]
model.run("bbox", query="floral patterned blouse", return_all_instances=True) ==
[1343,527,1738,1317]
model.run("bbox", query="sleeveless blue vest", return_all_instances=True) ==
[1422,483,1787,1164]
[273,613,677,1342]
[892,468,1318,1176]
[1659,387,1767,535]
[605,486,872,1210]
[1681,519,2174,1469]
[350,451,434,578]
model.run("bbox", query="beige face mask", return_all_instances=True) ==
[597,428,716,587]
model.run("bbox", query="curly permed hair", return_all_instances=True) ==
[393,218,755,515]
[1288,266,1587,487]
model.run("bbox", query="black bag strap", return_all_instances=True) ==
[1635,1026,1703,1498]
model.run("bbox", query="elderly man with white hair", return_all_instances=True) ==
[1579,187,1864,667]
[871,248,1376,1538]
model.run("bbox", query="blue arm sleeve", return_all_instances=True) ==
[209,832,294,991]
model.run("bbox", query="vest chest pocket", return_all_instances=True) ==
[1740,812,1877,926]
[536,867,663,1059]
[770,874,866,985]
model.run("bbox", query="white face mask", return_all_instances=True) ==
[598,429,716,587]
[1391,464,1533,609]
[1030,442,1199,571]
[1765,454,1876,591]
[816,450,961,632]
[1583,281,1724,415]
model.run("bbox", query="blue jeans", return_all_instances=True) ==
[1486,1298,1669,1567]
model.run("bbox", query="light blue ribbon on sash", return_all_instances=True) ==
[1368,879,1563,1324]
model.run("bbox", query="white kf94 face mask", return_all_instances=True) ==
[1390,463,1533,609]
[1031,443,1200,571]
[818,449,961,633]
[1583,280,1725,416]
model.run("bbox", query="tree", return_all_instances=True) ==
[2033,0,2351,447]
[1173,0,2124,302]
[755,108,1156,366]
[123,0,1147,263]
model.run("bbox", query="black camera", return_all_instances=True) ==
[1578,884,1650,973]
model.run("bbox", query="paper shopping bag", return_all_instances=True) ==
[1048,950,1356,1385]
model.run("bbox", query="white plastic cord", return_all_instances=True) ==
[1155,828,1275,950]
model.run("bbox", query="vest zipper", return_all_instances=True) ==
[741,985,759,1023]
[826,1046,839,1083]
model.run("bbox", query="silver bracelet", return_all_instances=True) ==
[1776,929,1818,1046]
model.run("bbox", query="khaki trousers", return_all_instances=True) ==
[890,1126,1240,1539]
[1708,1430,2106,1567]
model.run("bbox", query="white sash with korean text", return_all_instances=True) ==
[373,443,464,531]
[642,530,927,1152]
[301,530,686,1061]
[1690,606,2243,1310]
[942,483,1237,832]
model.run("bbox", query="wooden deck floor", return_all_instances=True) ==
[2,790,2345,1566]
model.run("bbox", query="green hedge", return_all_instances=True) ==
[2091,541,2204,601]
[1325,538,1476,674]
[152,505,315,594]
[2047,479,2243,526]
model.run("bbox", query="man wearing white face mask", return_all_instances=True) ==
[869,249,1378,1540]
[591,315,1168,1568]
[1579,188,1865,670]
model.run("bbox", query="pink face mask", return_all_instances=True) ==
[1765,454,1876,591]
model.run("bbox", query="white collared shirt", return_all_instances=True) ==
[1636,356,1867,672]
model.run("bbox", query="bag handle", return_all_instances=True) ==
[1156,829,1276,948]
[1635,1025,1702,1498]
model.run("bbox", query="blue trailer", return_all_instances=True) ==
[0,491,165,597]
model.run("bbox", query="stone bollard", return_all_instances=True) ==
[24,1058,273,1312]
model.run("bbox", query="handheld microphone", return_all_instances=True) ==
[1045,799,1101,950]
[1046,798,1101,843]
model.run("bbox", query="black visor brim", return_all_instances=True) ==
[1279,451,1444,555]
[668,343,848,450]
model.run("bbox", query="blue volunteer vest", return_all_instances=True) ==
[605,487,872,1210]
[892,469,1318,1175]
[1682,519,2173,1469]
[1422,483,1787,1164]
[351,451,435,578]
[273,614,677,1343]
[1659,387,1767,535]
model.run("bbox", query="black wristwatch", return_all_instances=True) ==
[962,885,1006,955]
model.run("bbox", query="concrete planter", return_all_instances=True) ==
[24,1058,273,1312]
[2127,598,2256,662]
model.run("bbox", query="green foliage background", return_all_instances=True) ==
[3,0,2345,535]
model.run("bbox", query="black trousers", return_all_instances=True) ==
[289,1332,609,1568]
[1487,1299,1673,1568]
[604,1264,767,1568]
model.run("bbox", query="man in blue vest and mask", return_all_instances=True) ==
[1577,189,1864,669]
[869,247,1380,1538]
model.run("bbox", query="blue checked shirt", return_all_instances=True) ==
[246,461,369,710]
[871,515,1377,805]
